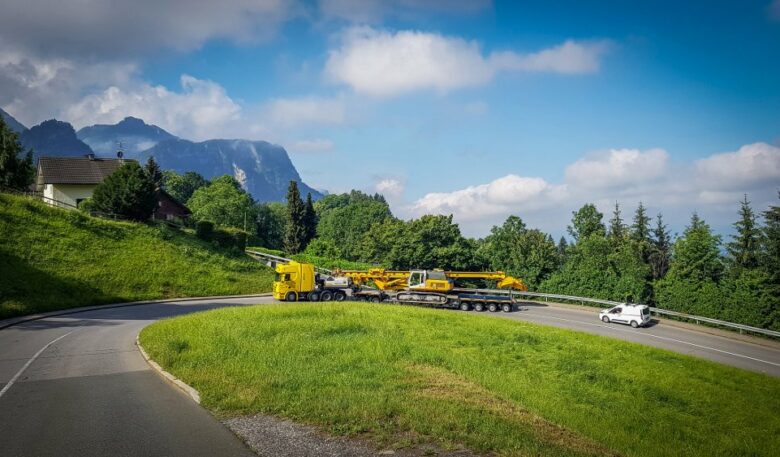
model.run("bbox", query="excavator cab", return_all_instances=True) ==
[408,270,426,288]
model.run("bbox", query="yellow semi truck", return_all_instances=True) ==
[272,260,527,312]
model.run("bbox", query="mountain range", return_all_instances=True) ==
[0,108,322,202]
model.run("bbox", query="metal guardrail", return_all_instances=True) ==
[245,250,334,274]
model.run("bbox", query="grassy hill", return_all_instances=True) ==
[0,193,273,319]
[140,303,780,457]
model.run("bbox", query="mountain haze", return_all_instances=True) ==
[1,108,28,134]
[77,116,177,156]
[140,138,323,202]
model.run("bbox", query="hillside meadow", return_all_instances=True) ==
[0,193,273,318]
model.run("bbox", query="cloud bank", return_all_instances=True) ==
[325,27,611,97]
[405,143,780,236]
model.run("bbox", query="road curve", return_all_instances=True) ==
[1,297,779,457]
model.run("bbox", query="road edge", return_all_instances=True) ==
[0,293,273,330]
[136,334,201,404]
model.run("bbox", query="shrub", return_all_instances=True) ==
[196,220,214,241]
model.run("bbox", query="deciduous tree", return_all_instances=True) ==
[91,161,157,221]
[0,117,34,191]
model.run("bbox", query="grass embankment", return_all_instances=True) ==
[0,193,273,318]
[140,303,780,457]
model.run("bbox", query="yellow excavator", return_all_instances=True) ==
[273,261,527,313]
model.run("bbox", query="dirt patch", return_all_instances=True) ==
[407,364,619,457]
[224,414,479,457]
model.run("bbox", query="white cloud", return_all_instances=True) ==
[288,138,335,154]
[408,175,566,221]
[0,0,296,59]
[695,142,780,190]
[375,178,405,201]
[264,96,346,128]
[406,142,780,237]
[565,148,669,189]
[325,27,611,97]
[64,75,242,141]
[490,40,612,74]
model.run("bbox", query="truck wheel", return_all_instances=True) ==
[474,302,485,312]
[630,320,639,328]
[459,302,471,311]
[284,291,297,302]
[334,291,346,302]
[501,303,512,313]
[488,303,498,312]
[320,290,333,301]
[308,291,320,302]
[602,316,610,323]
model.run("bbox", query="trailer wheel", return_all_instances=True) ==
[459,302,471,311]
[474,302,485,312]
[369,296,380,303]
[488,303,498,312]
[334,291,346,302]
[308,291,320,302]
[501,303,512,313]
[284,291,297,302]
[320,290,333,301]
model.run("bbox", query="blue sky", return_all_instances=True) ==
[1,0,779,237]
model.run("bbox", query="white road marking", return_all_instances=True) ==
[0,331,75,399]
[522,311,780,368]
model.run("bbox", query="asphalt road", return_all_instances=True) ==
[1,297,779,457]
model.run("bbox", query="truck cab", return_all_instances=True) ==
[273,261,315,301]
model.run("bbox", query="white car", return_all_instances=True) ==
[599,304,651,328]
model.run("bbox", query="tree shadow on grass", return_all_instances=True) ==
[0,251,124,320]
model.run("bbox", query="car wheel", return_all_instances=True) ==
[630,320,639,328]
[459,303,471,311]
[488,303,498,312]
[284,291,297,302]
[501,303,512,313]
[320,290,333,301]
[334,291,346,302]
[601,315,610,323]
[474,302,484,312]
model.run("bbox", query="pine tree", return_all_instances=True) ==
[666,212,723,283]
[649,213,671,281]
[0,117,34,190]
[727,195,761,272]
[144,157,163,189]
[557,236,568,263]
[284,181,307,254]
[608,201,626,241]
[631,202,651,243]
[760,192,780,286]
[302,192,317,245]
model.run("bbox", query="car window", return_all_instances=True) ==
[613,308,622,313]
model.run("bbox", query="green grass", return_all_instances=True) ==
[140,303,780,457]
[247,245,380,271]
[0,193,273,318]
